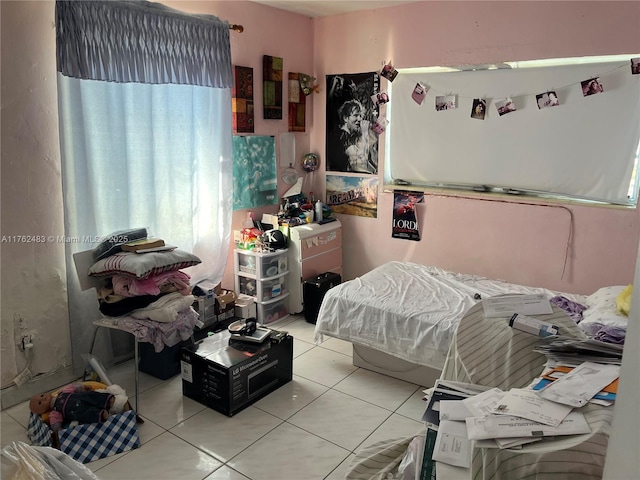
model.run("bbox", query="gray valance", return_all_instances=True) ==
[56,0,233,88]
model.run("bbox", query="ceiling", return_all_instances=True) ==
[250,0,417,18]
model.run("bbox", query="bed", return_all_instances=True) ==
[313,261,588,385]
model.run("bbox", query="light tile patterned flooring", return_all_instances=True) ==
[1,314,427,480]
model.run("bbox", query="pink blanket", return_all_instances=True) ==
[112,271,191,297]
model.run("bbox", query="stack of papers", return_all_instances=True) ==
[419,362,619,477]
[534,338,623,365]
[531,365,618,405]
[533,361,619,407]
[420,381,490,476]
[421,381,490,425]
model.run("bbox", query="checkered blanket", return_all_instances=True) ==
[27,412,52,447]
[27,409,140,463]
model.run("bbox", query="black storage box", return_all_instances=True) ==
[303,272,342,324]
[180,330,293,417]
[138,338,194,380]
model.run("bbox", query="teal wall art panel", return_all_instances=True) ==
[233,135,278,210]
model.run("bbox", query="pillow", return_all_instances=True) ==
[584,286,626,309]
[616,284,632,316]
[89,250,201,279]
[93,228,148,261]
[581,305,628,328]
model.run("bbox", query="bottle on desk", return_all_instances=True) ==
[315,200,323,222]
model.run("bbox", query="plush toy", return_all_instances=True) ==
[96,384,128,414]
[29,383,115,432]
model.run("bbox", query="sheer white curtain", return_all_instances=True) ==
[56,0,233,370]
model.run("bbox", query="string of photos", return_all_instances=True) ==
[375,56,640,124]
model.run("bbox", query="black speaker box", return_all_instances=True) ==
[303,272,342,324]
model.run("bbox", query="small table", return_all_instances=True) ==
[89,319,142,414]
[441,301,585,389]
[440,301,614,480]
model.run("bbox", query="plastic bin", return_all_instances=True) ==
[257,294,289,324]
[235,249,288,278]
[138,339,194,380]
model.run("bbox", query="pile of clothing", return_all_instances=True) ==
[88,229,203,352]
[551,285,631,345]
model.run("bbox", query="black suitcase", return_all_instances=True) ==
[303,272,342,324]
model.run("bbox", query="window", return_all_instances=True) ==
[385,55,640,206]
[56,0,233,368]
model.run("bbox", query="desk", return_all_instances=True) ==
[439,302,614,480]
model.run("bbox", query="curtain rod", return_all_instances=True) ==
[229,24,244,33]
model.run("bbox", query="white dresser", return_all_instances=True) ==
[287,220,342,314]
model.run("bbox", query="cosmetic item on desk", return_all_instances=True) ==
[315,200,323,222]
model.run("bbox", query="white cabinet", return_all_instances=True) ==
[287,220,342,314]
[234,249,290,324]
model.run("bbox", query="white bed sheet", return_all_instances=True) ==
[313,261,586,370]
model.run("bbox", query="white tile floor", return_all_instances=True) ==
[1,314,427,480]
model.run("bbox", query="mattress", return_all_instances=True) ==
[313,261,586,370]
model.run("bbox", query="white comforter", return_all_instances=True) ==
[313,261,586,370]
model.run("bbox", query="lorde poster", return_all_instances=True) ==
[392,190,424,241]
[326,72,379,174]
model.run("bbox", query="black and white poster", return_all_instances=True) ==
[326,72,379,174]
[392,190,424,241]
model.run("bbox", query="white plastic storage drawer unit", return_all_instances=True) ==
[234,249,290,324]
[236,249,288,277]
[238,273,288,303]
[257,294,290,324]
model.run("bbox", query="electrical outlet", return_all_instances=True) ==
[18,335,32,352]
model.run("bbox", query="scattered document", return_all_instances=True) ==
[439,400,473,421]
[492,388,572,427]
[432,420,472,468]
[532,366,618,403]
[537,361,620,407]
[534,339,623,365]
[422,389,471,425]
[494,437,543,449]
[462,387,505,418]
[282,176,303,197]
[483,294,552,318]
[476,437,543,449]
[434,380,492,396]
[466,411,591,440]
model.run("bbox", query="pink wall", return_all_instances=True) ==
[1,0,637,403]
[310,1,640,294]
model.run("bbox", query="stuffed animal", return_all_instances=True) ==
[29,382,115,431]
[96,384,128,414]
